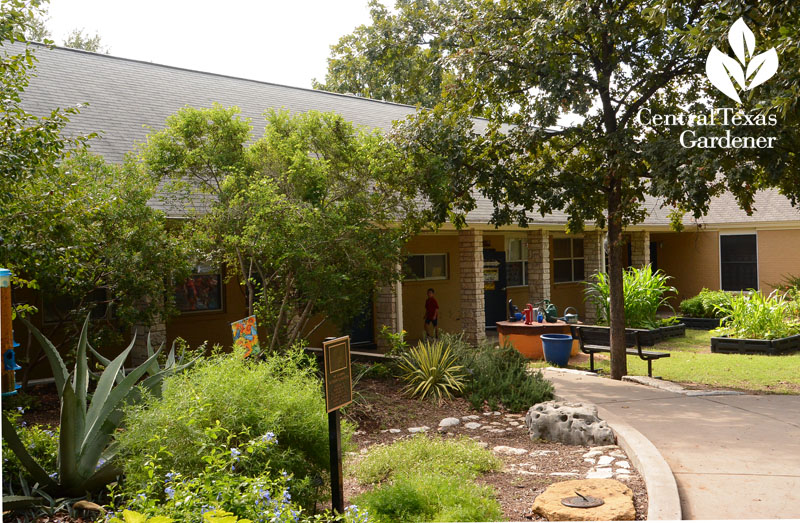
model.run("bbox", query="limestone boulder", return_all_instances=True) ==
[525,401,615,446]
[532,479,635,521]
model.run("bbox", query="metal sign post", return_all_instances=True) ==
[322,335,353,515]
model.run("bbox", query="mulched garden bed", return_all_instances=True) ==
[342,376,648,521]
[9,376,648,521]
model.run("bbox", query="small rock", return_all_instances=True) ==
[407,426,429,433]
[489,429,505,433]
[462,415,481,421]
[616,474,632,481]
[493,445,529,456]
[483,412,493,416]
[493,411,502,415]
[490,421,502,426]
[586,467,614,479]
[73,501,105,514]
[353,430,366,436]
[438,417,461,428]
[530,450,558,457]
[476,441,489,448]
[464,422,482,430]
[610,450,626,458]
[509,421,520,426]
[589,445,620,452]
[584,458,596,464]
[616,460,630,469]
[380,429,388,433]
[481,425,493,430]
[549,472,580,477]
[389,428,401,434]
[597,455,615,466]
[583,450,603,458]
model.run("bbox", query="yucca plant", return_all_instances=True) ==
[396,340,466,402]
[2,316,194,500]
[713,290,800,340]
[585,264,677,329]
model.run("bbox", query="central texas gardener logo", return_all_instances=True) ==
[706,18,779,103]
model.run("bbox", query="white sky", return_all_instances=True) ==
[45,0,374,89]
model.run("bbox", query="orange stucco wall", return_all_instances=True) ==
[402,234,461,342]
[651,230,720,304]
[757,229,800,292]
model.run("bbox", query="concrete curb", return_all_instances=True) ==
[606,416,682,521]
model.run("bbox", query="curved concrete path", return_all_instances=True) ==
[542,369,800,520]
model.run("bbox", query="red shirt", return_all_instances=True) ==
[425,297,439,320]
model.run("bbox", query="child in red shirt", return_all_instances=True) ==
[424,288,439,339]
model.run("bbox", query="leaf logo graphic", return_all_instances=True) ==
[705,18,779,103]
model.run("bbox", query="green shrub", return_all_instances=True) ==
[396,340,466,402]
[681,288,734,318]
[444,333,554,411]
[353,436,501,523]
[354,435,501,484]
[115,348,349,509]
[713,290,800,340]
[586,264,677,329]
[1,410,59,491]
[354,473,501,523]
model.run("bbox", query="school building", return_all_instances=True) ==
[17,44,800,355]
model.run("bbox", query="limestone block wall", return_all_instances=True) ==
[459,229,486,345]
[582,229,605,324]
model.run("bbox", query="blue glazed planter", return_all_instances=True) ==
[541,334,573,367]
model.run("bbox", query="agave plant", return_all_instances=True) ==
[2,316,195,500]
[396,339,466,402]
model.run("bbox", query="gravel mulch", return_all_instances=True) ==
[343,376,648,520]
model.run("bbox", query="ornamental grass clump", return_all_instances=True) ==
[713,290,800,340]
[353,436,502,523]
[395,339,466,402]
[586,264,677,329]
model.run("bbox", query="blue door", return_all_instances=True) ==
[483,250,507,329]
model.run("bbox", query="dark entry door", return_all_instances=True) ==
[348,300,375,350]
[483,250,507,328]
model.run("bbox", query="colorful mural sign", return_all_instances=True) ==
[231,315,261,358]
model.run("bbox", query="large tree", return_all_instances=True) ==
[140,106,427,350]
[313,0,458,107]
[383,0,792,379]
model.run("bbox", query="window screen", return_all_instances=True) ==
[720,235,757,291]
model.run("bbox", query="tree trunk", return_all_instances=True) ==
[607,180,627,380]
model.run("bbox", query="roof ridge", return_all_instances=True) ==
[24,41,457,115]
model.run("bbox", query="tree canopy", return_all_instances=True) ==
[140,106,428,350]
[374,0,794,378]
[313,0,458,107]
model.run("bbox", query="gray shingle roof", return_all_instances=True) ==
[16,43,800,228]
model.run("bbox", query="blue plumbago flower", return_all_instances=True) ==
[291,509,299,522]
[201,505,214,515]
[230,447,241,460]
[164,471,178,483]
[282,489,291,503]
[164,486,175,499]
[20,421,26,427]
[43,430,54,436]
[95,457,107,470]
[16,407,24,413]
[48,472,57,480]
[136,493,147,500]
[261,432,276,444]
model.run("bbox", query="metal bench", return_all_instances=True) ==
[570,325,670,378]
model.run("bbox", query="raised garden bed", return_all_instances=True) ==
[710,334,800,355]
[677,317,721,330]
[583,324,686,346]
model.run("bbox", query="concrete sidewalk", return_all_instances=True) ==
[542,369,800,520]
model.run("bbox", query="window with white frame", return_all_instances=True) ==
[553,238,585,283]
[506,238,528,287]
[404,253,448,280]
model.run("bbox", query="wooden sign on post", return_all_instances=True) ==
[322,335,352,514]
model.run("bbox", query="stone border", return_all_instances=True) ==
[605,416,682,520]
[622,375,744,397]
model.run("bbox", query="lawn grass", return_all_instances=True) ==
[532,329,800,394]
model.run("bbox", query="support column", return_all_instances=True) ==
[583,229,605,325]
[459,229,485,346]
[527,229,551,303]
[131,317,166,365]
[375,284,399,352]
[630,230,650,268]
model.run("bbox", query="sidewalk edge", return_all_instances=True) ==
[607,416,682,520]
